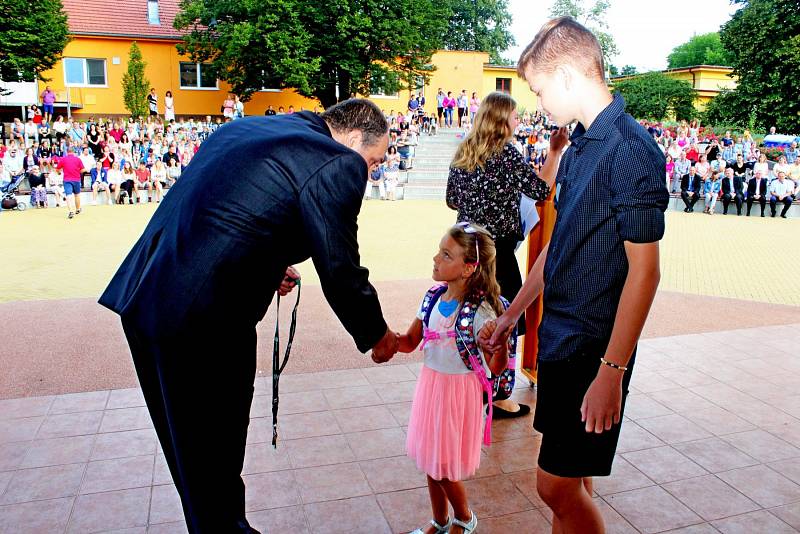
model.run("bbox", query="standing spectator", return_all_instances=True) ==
[265,105,276,116]
[407,93,419,123]
[222,94,235,120]
[56,146,84,219]
[164,90,175,122]
[469,92,480,123]
[721,167,744,215]
[447,91,568,419]
[680,166,702,213]
[436,88,445,128]
[664,154,675,191]
[746,169,768,217]
[457,89,468,128]
[416,92,426,120]
[90,160,111,205]
[769,171,793,218]
[234,95,245,119]
[148,88,159,117]
[384,146,400,201]
[40,86,56,123]
[443,91,456,128]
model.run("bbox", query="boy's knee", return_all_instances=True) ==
[536,468,582,511]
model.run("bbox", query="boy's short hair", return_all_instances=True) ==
[517,16,605,82]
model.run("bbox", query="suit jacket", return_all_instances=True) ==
[680,173,701,193]
[721,176,743,195]
[99,112,387,352]
[747,178,767,197]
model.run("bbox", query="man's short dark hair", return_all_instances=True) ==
[321,98,388,147]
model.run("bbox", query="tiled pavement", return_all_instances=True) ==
[2,324,800,533]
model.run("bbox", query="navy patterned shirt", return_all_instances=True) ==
[538,94,669,362]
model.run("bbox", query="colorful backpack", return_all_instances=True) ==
[420,284,518,445]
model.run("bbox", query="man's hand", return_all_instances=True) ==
[371,328,399,364]
[549,127,569,153]
[278,266,300,296]
[580,366,624,433]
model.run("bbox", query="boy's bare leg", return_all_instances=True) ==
[538,468,604,534]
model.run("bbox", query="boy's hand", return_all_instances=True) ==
[278,266,300,296]
[580,366,623,433]
[477,321,498,354]
[488,313,516,347]
[549,127,569,153]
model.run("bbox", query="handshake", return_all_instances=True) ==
[371,328,400,364]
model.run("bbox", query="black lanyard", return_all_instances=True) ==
[272,280,301,448]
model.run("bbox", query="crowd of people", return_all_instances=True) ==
[646,120,800,218]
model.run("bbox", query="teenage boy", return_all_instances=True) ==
[486,17,669,534]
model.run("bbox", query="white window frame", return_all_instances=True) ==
[179,62,219,91]
[63,58,108,88]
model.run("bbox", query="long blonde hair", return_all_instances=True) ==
[451,92,516,172]
[448,223,504,316]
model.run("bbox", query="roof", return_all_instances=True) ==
[61,0,184,40]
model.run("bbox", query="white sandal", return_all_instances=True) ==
[410,517,451,534]
[451,511,477,533]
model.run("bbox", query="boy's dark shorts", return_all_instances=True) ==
[437,107,444,119]
[533,344,636,478]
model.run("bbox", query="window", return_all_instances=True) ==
[63,58,107,86]
[496,78,512,93]
[179,62,217,89]
[147,0,160,25]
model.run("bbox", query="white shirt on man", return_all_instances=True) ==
[770,179,793,197]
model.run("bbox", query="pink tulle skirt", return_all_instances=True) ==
[406,366,484,481]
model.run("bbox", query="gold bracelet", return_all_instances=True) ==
[600,357,628,372]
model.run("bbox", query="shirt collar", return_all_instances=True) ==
[570,93,626,143]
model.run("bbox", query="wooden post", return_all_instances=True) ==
[520,186,557,384]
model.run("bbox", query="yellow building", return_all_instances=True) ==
[40,0,539,119]
[611,65,737,110]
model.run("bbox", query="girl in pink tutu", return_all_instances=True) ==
[397,222,509,534]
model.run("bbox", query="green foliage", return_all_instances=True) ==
[0,0,70,91]
[549,0,619,67]
[720,0,800,132]
[174,0,449,108]
[608,64,619,76]
[667,32,733,69]
[442,0,515,64]
[121,42,150,119]
[620,65,637,75]
[700,89,751,130]
[613,71,697,121]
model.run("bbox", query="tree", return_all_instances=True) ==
[174,0,449,109]
[667,32,733,69]
[549,0,619,70]
[720,0,800,132]
[700,88,753,130]
[122,42,151,119]
[0,0,69,92]
[442,0,515,64]
[620,65,637,75]
[613,71,696,121]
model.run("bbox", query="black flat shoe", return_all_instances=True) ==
[493,403,531,419]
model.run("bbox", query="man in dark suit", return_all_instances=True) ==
[99,99,398,534]
[721,167,744,215]
[680,166,702,212]
[747,169,768,216]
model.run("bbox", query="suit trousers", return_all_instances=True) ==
[770,196,793,217]
[722,193,743,214]
[681,190,699,210]
[746,195,766,216]
[122,317,257,534]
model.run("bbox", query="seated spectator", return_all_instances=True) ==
[711,152,727,174]
[24,118,38,147]
[531,148,548,175]
[121,161,137,204]
[37,139,54,167]
[705,138,720,161]
[99,145,116,170]
[703,171,722,215]
[27,164,48,208]
[721,167,744,216]
[673,150,691,193]
[78,146,95,187]
[135,161,152,202]
[10,119,25,145]
[789,157,800,184]
[685,143,700,164]
[667,141,681,161]
[681,166,702,213]
[90,161,111,205]
[107,161,125,204]
[753,153,770,179]
[695,153,711,182]
[785,141,799,165]
[150,159,168,203]
[731,153,749,182]
[746,169,768,217]
[773,155,790,180]
[46,161,65,207]
[769,171,793,218]
[162,144,181,167]
[167,159,181,186]
[365,164,386,200]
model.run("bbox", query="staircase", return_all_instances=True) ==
[401,129,463,201]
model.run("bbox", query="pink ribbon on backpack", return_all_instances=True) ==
[419,327,456,350]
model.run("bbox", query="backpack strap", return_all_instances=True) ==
[454,294,495,446]
[420,283,448,328]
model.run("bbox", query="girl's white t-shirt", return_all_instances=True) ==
[416,297,496,375]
